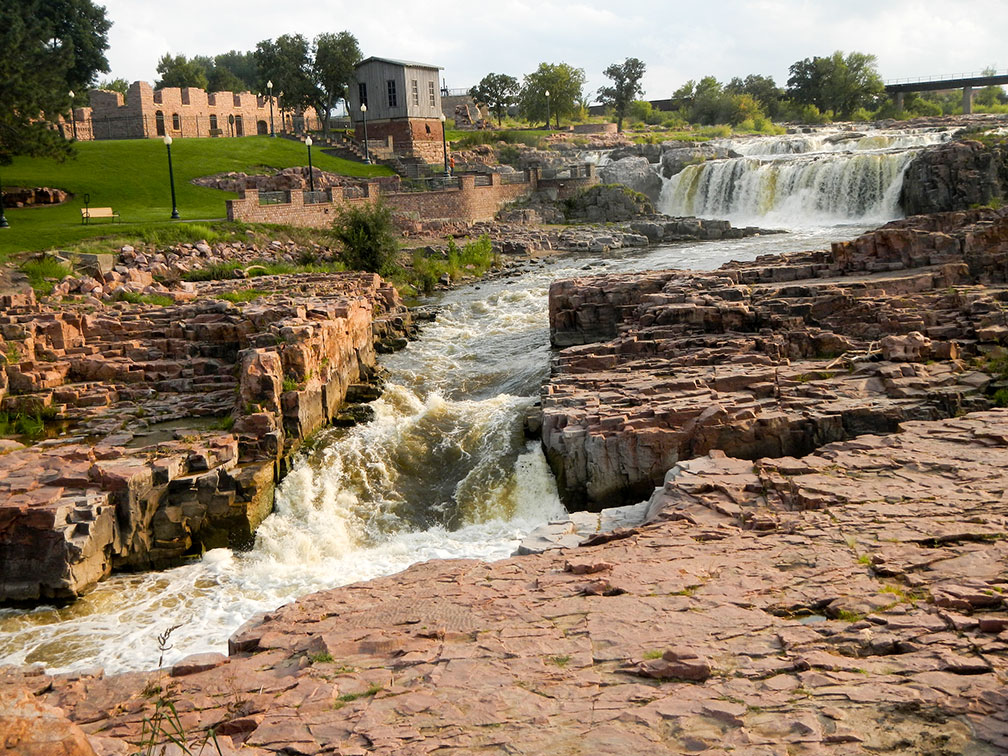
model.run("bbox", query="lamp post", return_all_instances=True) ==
[305,136,315,193]
[0,172,9,229]
[440,113,449,177]
[68,90,77,140]
[545,89,550,130]
[360,103,370,164]
[163,135,180,220]
[267,80,275,137]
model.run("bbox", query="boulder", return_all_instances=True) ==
[598,156,664,202]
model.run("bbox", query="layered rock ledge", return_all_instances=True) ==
[1,410,1005,754]
[542,207,1008,509]
[0,273,411,603]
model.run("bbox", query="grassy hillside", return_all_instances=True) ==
[0,136,393,258]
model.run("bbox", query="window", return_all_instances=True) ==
[358,82,368,108]
[387,79,397,108]
[412,79,419,106]
[209,114,218,131]
[155,110,165,136]
[428,81,436,107]
[172,112,180,130]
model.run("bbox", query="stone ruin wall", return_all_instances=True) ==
[63,81,318,141]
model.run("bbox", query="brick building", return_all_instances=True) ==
[63,81,317,141]
[348,57,446,164]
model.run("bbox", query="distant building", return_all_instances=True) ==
[348,57,445,163]
[62,81,318,141]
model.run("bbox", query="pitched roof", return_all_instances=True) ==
[355,56,442,71]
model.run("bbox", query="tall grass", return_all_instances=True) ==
[405,235,499,294]
[20,257,71,294]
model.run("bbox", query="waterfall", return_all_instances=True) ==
[661,128,952,227]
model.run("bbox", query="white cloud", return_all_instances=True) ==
[97,0,1008,98]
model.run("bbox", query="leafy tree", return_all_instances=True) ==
[255,34,318,116]
[976,66,1007,108]
[155,53,209,89]
[469,73,520,126]
[0,0,110,164]
[597,57,646,131]
[787,50,883,120]
[333,201,399,274]
[725,74,783,118]
[312,31,361,132]
[98,77,130,95]
[215,50,258,90]
[207,65,247,93]
[519,62,585,128]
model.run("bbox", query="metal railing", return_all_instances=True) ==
[398,176,462,193]
[500,172,529,185]
[259,190,290,205]
[884,69,1008,85]
[303,190,330,205]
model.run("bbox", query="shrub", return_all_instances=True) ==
[332,201,399,274]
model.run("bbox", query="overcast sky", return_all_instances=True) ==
[98,0,1008,99]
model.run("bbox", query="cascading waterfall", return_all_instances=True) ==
[662,127,952,227]
[0,123,952,675]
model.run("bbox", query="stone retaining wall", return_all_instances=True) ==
[227,171,545,227]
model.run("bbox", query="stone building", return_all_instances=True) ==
[63,81,317,141]
[348,57,445,164]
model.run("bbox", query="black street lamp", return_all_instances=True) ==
[163,135,180,220]
[360,103,370,164]
[267,80,275,137]
[440,113,449,177]
[305,136,315,193]
[0,172,9,229]
[545,89,551,130]
[68,90,77,140]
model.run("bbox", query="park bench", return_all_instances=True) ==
[81,207,119,224]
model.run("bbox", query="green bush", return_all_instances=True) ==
[332,201,399,274]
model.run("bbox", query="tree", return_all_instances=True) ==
[787,51,883,120]
[726,74,783,118]
[215,50,258,90]
[597,57,646,131]
[312,31,361,133]
[0,0,110,164]
[155,54,209,90]
[332,201,398,274]
[469,73,520,126]
[519,62,585,128]
[255,34,318,120]
[98,77,130,95]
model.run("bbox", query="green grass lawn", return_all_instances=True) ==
[0,136,393,259]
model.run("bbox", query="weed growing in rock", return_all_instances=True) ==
[20,257,71,295]
[216,289,267,304]
[133,624,222,756]
[310,651,334,663]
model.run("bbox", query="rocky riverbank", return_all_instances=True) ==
[0,272,412,603]
[2,207,1007,754]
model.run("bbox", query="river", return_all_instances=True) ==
[0,125,951,674]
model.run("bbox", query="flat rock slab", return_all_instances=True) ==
[1,411,1005,755]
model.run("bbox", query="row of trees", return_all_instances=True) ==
[469,52,886,133]
[472,51,1007,132]
[470,57,646,131]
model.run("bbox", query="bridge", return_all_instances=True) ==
[884,69,1008,114]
